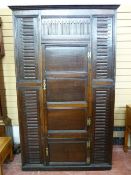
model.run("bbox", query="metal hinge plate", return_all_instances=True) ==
[87,140,90,149]
[86,157,90,164]
[43,79,46,90]
[46,147,48,157]
[88,51,91,58]
[87,118,91,126]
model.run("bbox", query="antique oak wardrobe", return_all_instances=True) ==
[10,5,119,170]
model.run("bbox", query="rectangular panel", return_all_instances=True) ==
[45,46,88,72]
[16,16,40,81]
[18,87,42,164]
[47,78,87,102]
[48,142,87,163]
[47,108,87,130]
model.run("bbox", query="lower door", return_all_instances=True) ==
[42,43,91,166]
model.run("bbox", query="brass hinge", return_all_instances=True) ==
[46,147,48,157]
[87,118,91,126]
[87,51,91,58]
[87,140,90,149]
[43,79,46,90]
[86,157,90,164]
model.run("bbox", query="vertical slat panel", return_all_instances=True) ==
[93,88,113,163]
[92,15,115,164]
[18,88,42,164]
[92,16,113,79]
[16,16,40,81]
[14,14,43,165]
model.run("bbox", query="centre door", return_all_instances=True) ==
[42,41,91,166]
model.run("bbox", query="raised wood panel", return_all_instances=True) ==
[92,16,113,79]
[18,87,42,164]
[48,141,88,164]
[16,16,40,82]
[47,108,87,130]
[47,78,87,102]
[45,46,88,72]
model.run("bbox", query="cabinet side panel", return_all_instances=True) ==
[17,87,42,164]
[13,13,43,166]
[14,15,40,82]
[92,15,115,164]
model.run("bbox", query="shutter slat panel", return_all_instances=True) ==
[18,88,42,164]
[16,17,40,81]
[93,88,112,163]
[93,17,113,79]
[92,15,114,164]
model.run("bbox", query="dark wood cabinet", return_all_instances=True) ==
[10,5,119,170]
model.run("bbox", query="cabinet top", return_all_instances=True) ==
[9,5,120,11]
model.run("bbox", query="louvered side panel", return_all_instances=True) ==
[92,16,113,79]
[18,88,42,164]
[92,88,113,163]
[16,16,40,81]
[92,15,115,164]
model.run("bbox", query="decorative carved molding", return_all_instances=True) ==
[42,16,90,41]
[0,17,5,58]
